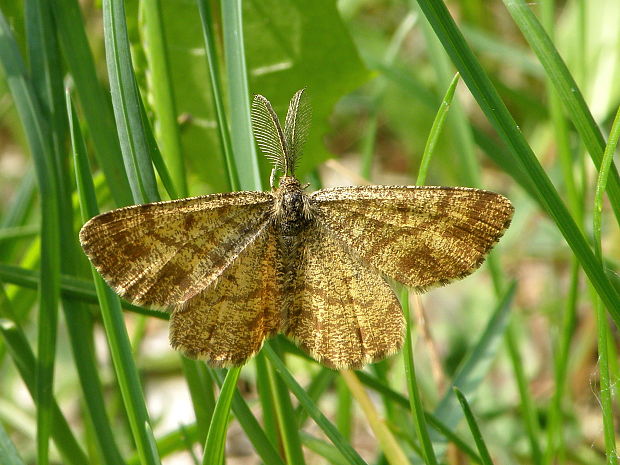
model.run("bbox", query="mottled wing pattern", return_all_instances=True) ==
[311,186,513,291]
[79,192,273,308]
[169,226,281,367]
[285,224,405,370]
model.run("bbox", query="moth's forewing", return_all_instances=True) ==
[310,185,513,292]
[79,192,273,308]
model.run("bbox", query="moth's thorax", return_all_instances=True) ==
[273,176,313,235]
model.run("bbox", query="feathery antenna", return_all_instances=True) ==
[284,88,311,173]
[251,89,311,181]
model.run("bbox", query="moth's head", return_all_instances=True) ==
[251,89,312,188]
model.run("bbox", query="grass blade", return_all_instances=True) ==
[50,0,133,207]
[414,0,620,318]
[0,420,26,465]
[221,0,261,191]
[453,387,494,465]
[210,369,287,465]
[141,0,187,197]
[196,0,239,191]
[340,370,408,465]
[0,285,88,465]
[401,291,439,465]
[592,104,620,464]
[433,282,516,432]
[266,341,306,465]
[502,0,620,224]
[0,8,61,464]
[72,90,161,465]
[264,346,368,465]
[202,367,241,465]
[102,0,159,204]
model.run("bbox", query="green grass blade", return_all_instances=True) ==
[416,72,460,185]
[0,420,26,465]
[453,388,494,465]
[401,291,439,465]
[66,93,130,465]
[267,341,306,465]
[352,370,483,462]
[0,284,88,465]
[300,432,349,465]
[72,94,161,465]
[592,104,620,464]
[221,0,261,191]
[202,367,241,465]
[180,358,214,444]
[196,0,239,191]
[102,0,159,204]
[502,0,620,224]
[137,95,178,199]
[505,322,543,462]
[335,375,353,441]
[414,2,479,186]
[210,369,287,465]
[254,352,280,447]
[264,345,368,465]
[50,0,133,207]
[413,0,620,318]
[295,367,337,427]
[0,9,61,464]
[141,0,187,197]
[433,282,516,430]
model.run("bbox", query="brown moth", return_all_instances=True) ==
[79,89,513,370]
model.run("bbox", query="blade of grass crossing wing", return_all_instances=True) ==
[72,94,161,465]
[413,0,620,317]
[0,9,61,465]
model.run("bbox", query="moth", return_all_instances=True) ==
[79,89,513,370]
